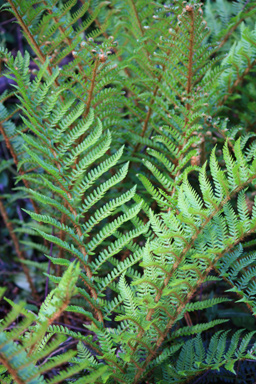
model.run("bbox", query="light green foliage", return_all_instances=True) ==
[0,263,87,384]
[204,0,256,131]
[1,0,256,383]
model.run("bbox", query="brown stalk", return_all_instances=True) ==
[132,38,180,154]
[0,124,40,215]
[0,357,26,384]
[57,213,66,278]
[0,199,38,301]
[133,10,198,343]
[3,2,63,180]
[49,193,103,320]
[42,1,87,80]
[7,0,64,94]
[133,223,256,383]
[168,8,195,199]
[40,186,103,322]
[211,55,256,144]
[218,57,256,106]
[0,123,19,167]
[85,58,99,117]
[186,9,194,110]
[208,6,256,142]
[8,0,47,66]
[87,5,132,78]
[129,0,144,37]
[217,6,256,51]
[6,1,104,322]
[0,108,20,124]
[129,171,256,381]
[25,3,82,282]
[151,172,256,318]
[133,83,160,154]
[28,298,71,357]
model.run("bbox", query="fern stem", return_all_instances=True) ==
[217,5,256,50]
[58,207,68,277]
[168,8,196,199]
[164,174,256,312]
[7,0,64,106]
[72,58,99,169]
[85,58,99,117]
[186,8,194,108]
[213,263,256,318]
[28,302,71,356]
[0,357,27,384]
[128,0,144,37]
[0,124,39,215]
[45,227,54,299]
[42,1,86,77]
[87,2,133,80]
[0,122,19,166]
[0,199,38,300]
[0,107,20,124]
[86,3,110,39]
[134,227,256,383]
[133,42,178,153]
[132,174,256,382]
[7,0,46,66]
[218,57,256,106]
[133,84,159,154]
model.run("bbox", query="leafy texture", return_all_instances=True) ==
[1,0,256,383]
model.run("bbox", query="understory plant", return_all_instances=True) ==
[1,0,256,383]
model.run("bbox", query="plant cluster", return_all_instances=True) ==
[1,0,256,383]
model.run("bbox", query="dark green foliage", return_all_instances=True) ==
[1,0,256,383]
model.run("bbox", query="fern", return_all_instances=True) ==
[0,263,90,383]
[1,0,256,383]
